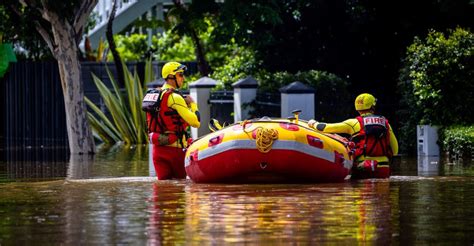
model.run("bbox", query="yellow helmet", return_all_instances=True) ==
[161,62,187,79]
[354,93,377,111]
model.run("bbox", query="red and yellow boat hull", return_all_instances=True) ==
[185,119,353,183]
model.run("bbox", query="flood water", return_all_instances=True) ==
[1,145,473,244]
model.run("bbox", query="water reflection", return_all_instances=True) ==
[67,154,94,179]
[147,182,187,245]
[0,148,68,181]
[79,144,149,178]
[178,181,395,244]
[1,175,474,244]
[417,156,440,176]
[0,144,150,181]
[3,143,473,182]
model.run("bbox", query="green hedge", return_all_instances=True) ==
[440,125,474,159]
[398,27,474,154]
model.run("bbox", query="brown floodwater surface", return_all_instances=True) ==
[0,145,473,244]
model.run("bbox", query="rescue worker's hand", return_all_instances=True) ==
[184,95,195,105]
[149,132,172,145]
[308,119,318,128]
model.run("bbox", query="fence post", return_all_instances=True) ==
[189,76,217,138]
[280,81,315,120]
[232,76,258,122]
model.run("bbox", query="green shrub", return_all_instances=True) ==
[398,27,474,154]
[154,31,196,62]
[113,34,151,61]
[210,47,260,90]
[440,125,474,159]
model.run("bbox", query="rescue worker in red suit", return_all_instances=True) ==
[308,93,398,179]
[145,62,200,179]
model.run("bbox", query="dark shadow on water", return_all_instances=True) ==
[1,151,474,244]
[66,144,150,179]
[1,144,473,182]
[0,147,69,182]
[0,144,150,182]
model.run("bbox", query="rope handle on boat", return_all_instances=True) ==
[255,128,278,153]
[240,119,278,153]
[240,120,251,130]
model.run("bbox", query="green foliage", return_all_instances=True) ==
[154,30,195,62]
[113,34,151,61]
[113,17,241,66]
[440,125,474,159]
[167,0,219,39]
[398,27,474,154]
[113,17,257,90]
[0,43,17,77]
[210,46,260,90]
[85,59,154,145]
[0,1,53,60]
[407,28,473,125]
[112,30,195,62]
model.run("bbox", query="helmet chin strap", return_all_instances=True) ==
[174,78,179,89]
[167,76,179,89]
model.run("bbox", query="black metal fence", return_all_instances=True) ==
[253,92,281,118]
[1,152,68,181]
[209,90,234,125]
[1,62,69,162]
[0,61,199,157]
[208,91,282,124]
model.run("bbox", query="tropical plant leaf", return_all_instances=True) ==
[105,65,126,109]
[92,73,133,144]
[144,57,154,83]
[87,112,120,144]
[85,60,154,145]
[84,97,121,140]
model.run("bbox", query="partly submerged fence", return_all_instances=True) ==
[1,62,69,161]
[0,61,198,159]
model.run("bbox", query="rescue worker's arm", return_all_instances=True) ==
[388,124,399,156]
[308,118,359,135]
[168,93,201,128]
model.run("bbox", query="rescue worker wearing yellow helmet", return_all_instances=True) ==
[142,62,200,180]
[308,93,398,179]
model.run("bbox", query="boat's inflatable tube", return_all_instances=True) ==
[185,118,353,183]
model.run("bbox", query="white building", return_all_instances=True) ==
[87,0,190,49]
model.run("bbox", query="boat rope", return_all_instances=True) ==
[240,120,251,129]
[255,127,278,153]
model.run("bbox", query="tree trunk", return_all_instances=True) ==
[172,0,212,76]
[106,0,125,86]
[189,28,212,76]
[49,14,95,154]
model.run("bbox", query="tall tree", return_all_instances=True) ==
[106,0,125,86]
[170,0,218,76]
[9,0,98,154]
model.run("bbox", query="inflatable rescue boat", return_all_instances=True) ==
[185,115,354,183]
